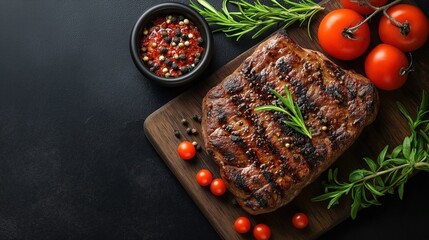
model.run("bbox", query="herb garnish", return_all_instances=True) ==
[313,91,429,219]
[256,86,312,139]
[189,0,324,40]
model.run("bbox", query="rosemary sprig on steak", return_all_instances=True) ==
[255,86,312,139]
[313,91,429,219]
[189,0,323,40]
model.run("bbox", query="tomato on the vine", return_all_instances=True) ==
[292,212,309,229]
[196,169,213,186]
[318,9,370,60]
[340,0,388,15]
[234,216,251,234]
[210,178,227,196]
[379,4,429,52]
[253,224,271,240]
[365,44,410,91]
[177,141,196,160]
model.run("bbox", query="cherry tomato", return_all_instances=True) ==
[177,141,196,160]
[340,0,388,15]
[253,224,271,240]
[210,178,227,196]
[196,169,213,186]
[379,4,429,52]
[365,44,409,91]
[292,212,309,229]
[234,216,251,234]
[318,9,370,60]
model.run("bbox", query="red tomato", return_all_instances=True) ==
[210,178,227,196]
[318,9,370,60]
[379,4,429,52]
[177,141,196,160]
[234,216,251,234]
[365,44,409,91]
[292,212,309,229]
[196,169,213,186]
[340,0,388,15]
[253,224,271,240]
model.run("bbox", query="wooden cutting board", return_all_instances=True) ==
[144,0,429,239]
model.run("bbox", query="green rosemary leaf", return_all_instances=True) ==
[364,157,377,172]
[255,86,312,139]
[389,145,403,158]
[351,188,361,219]
[255,105,287,114]
[349,170,365,182]
[402,136,411,158]
[397,101,414,128]
[376,146,389,166]
[190,0,323,40]
[364,182,384,197]
[313,91,429,219]
[398,182,405,200]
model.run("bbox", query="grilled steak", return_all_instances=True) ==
[201,30,379,215]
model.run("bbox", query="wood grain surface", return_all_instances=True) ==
[144,0,429,239]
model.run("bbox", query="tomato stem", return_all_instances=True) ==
[382,10,410,36]
[400,52,413,76]
[344,0,403,38]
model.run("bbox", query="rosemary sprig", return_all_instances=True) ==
[313,91,429,219]
[255,86,312,139]
[189,0,324,40]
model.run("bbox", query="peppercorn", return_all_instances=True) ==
[196,144,202,152]
[174,130,181,138]
[165,58,172,67]
[172,62,179,70]
[160,47,168,55]
[179,54,186,61]
[172,36,180,43]
[192,115,202,123]
[186,127,192,135]
[164,36,172,44]
[171,16,177,23]
[180,66,188,74]
[198,37,203,44]
[174,28,182,37]
[181,118,188,126]
[192,115,199,122]
[191,128,198,135]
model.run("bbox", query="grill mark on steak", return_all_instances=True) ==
[202,31,378,215]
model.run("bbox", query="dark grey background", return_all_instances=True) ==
[1,0,428,239]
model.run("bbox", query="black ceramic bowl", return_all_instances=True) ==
[130,2,213,87]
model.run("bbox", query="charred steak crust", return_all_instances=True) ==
[202,30,379,215]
